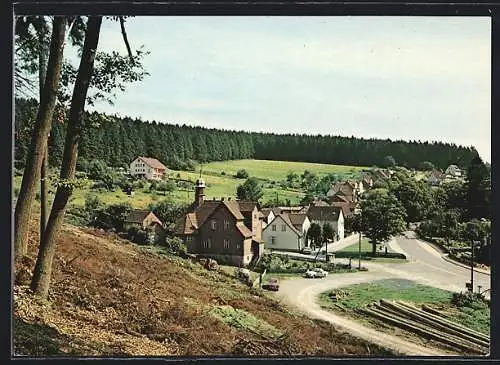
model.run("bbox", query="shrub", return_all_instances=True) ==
[235,169,249,179]
[164,237,187,255]
[221,171,226,176]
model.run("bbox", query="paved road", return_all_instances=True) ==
[275,234,491,356]
[381,233,490,295]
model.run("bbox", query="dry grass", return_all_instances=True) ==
[13,216,395,357]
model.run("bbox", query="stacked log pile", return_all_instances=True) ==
[356,299,489,354]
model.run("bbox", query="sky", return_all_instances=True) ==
[82,16,490,162]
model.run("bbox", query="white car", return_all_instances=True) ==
[313,268,328,278]
[304,269,318,278]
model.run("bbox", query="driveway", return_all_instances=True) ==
[275,234,491,356]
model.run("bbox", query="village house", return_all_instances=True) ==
[262,213,310,252]
[331,201,356,219]
[428,170,446,186]
[174,178,264,267]
[123,209,166,240]
[445,164,462,178]
[306,205,345,241]
[326,181,358,204]
[129,156,168,180]
[260,208,276,229]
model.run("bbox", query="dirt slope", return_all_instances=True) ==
[13,219,395,357]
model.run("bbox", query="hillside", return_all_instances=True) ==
[14,159,365,209]
[13,216,395,357]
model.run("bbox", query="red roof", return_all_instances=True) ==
[138,156,167,170]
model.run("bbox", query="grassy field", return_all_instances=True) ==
[15,158,365,210]
[334,238,407,262]
[200,159,367,181]
[319,278,490,336]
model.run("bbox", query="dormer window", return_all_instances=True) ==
[211,220,217,230]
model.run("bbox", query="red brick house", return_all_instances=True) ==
[175,178,264,267]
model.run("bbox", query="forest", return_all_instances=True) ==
[15,97,479,172]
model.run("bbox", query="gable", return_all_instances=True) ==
[263,214,302,237]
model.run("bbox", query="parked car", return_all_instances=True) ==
[304,268,328,278]
[313,268,328,278]
[262,278,279,291]
[304,269,318,278]
[301,247,313,255]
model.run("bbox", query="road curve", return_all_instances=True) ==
[277,272,455,356]
[274,234,490,356]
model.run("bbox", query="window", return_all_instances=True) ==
[224,220,230,231]
[236,242,241,249]
[211,220,217,230]
[223,239,230,249]
[203,238,211,249]
[281,224,286,232]
[272,224,276,231]
[271,236,276,245]
[186,236,193,243]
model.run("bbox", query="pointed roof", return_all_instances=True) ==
[261,208,274,218]
[265,213,302,236]
[236,222,253,238]
[237,201,259,213]
[138,156,167,170]
[124,209,160,224]
[331,202,354,218]
[288,213,308,227]
[306,206,342,222]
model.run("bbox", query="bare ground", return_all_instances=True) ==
[13,217,395,357]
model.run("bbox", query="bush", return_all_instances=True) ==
[164,237,187,255]
[127,227,150,245]
[235,169,249,179]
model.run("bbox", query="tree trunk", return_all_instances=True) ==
[31,17,102,299]
[372,241,377,257]
[14,17,67,258]
[38,25,50,242]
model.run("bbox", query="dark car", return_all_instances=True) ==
[262,278,279,291]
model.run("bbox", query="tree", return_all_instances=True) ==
[465,155,490,220]
[14,17,68,258]
[87,159,109,180]
[419,161,435,171]
[307,223,322,248]
[31,17,104,298]
[322,223,334,242]
[235,169,249,179]
[236,177,263,202]
[393,179,434,226]
[149,199,189,234]
[383,155,396,168]
[157,180,176,196]
[357,189,407,256]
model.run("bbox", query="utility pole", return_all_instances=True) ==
[358,231,362,269]
[470,239,474,293]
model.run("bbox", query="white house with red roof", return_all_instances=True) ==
[130,156,168,180]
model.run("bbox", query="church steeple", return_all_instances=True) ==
[194,167,205,209]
